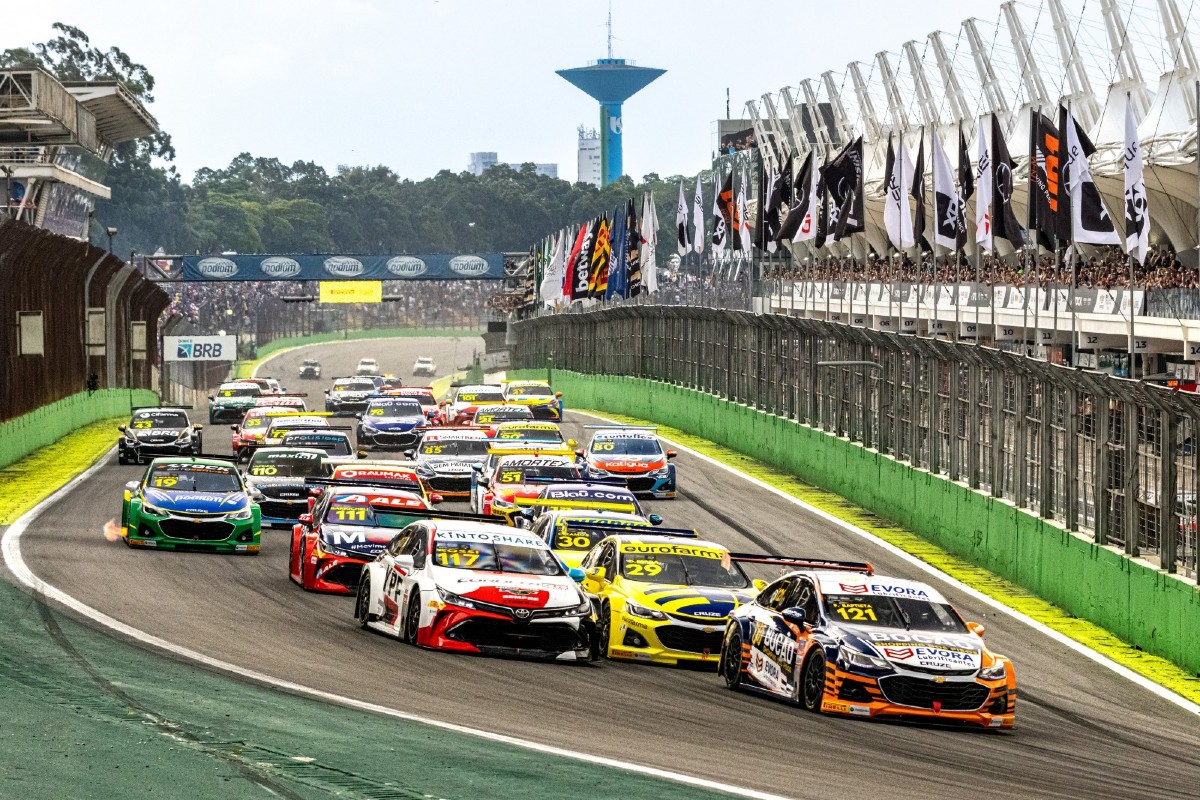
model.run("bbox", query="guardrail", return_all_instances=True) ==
[513,305,1200,581]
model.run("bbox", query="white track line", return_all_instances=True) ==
[1,465,784,800]
[572,410,1200,716]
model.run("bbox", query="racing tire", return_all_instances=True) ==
[403,594,421,646]
[721,632,744,691]
[354,577,375,628]
[593,601,612,659]
[800,650,828,713]
[117,450,128,465]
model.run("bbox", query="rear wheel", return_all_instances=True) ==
[721,632,744,690]
[801,650,828,712]
[403,593,422,645]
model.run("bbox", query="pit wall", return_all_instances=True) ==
[0,389,158,470]
[511,368,1200,675]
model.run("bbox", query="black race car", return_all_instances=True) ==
[118,407,203,465]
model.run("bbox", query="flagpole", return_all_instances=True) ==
[930,126,939,339]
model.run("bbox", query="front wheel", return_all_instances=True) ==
[721,632,744,690]
[801,650,828,712]
[593,602,612,659]
[403,593,422,645]
[354,577,374,628]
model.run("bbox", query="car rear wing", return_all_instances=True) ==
[305,477,421,490]
[582,425,658,431]
[513,497,639,513]
[367,506,508,525]
[727,554,874,575]
[521,476,628,487]
[560,521,697,538]
[265,411,335,418]
[485,444,574,457]
[132,404,194,410]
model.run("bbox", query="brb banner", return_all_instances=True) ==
[163,335,237,362]
[178,253,505,282]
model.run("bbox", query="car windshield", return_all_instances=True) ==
[365,400,422,418]
[509,385,553,397]
[432,540,563,575]
[457,390,505,403]
[303,360,319,367]
[420,440,489,457]
[822,594,967,633]
[494,426,562,442]
[283,434,352,456]
[242,417,270,428]
[476,409,532,423]
[247,451,327,478]
[592,437,662,456]
[495,465,578,484]
[130,411,189,428]
[268,419,328,437]
[146,463,240,493]
[549,525,615,552]
[333,381,375,392]
[217,386,259,398]
[619,548,750,588]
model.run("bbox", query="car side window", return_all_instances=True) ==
[597,543,617,578]
[759,578,795,611]
[530,517,549,542]
[792,580,820,623]
[405,529,428,569]
[580,542,602,570]
[386,532,409,557]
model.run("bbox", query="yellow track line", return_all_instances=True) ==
[0,419,124,526]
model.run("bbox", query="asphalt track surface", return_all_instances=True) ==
[20,336,1200,800]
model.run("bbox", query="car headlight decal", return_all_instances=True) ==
[840,646,892,671]
[227,507,253,521]
[625,601,669,621]
[978,662,1007,681]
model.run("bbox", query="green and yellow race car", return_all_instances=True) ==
[579,531,765,666]
[121,457,261,554]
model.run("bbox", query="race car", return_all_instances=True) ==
[244,447,330,527]
[230,406,303,460]
[443,384,507,426]
[719,567,1017,729]
[356,358,380,377]
[377,386,440,422]
[412,356,437,377]
[354,519,594,660]
[253,395,307,412]
[517,481,650,522]
[299,359,322,380]
[120,457,260,553]
[501,379,563,421]
[579,531,765,666]
[258,413,333,452]
[117,407,202,464]
[326,463,436,503]
[356,397,427,450]
[470,452,579,518]
[578,426,677,498]
[243,377,284,395]
[291,486,432,593]
[486,420,574,448]
[324,377,378,416]
[529,510,656,569]
[208,381,265,424]
[407,428,491,498]
[279,428,362,465]
[472,404,535,426]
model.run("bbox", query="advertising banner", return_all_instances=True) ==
[164,335,237,362]
[319,281,382,304]
[178,253,505,282]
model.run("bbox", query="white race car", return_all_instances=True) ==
[354,519,594,660]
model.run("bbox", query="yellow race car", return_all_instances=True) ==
[579,531,766,666]
[528,509,657,569]
[500,379,563,421]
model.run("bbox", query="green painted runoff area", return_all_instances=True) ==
[0,389,157,470]
[512,369,1200,682]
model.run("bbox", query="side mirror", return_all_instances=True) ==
[752,579,768,591]
[428,493,444,505]
[297,513,313,525]
[306,497,317,512]
[967,621,986,638]
[355,413,363,420]
[124,480,140,492]
[781,607,807,626]
[586,566,607,582]
[193,424,203,431]
[117,425,126,432]
[357,450,367,459]
[207,395,214,401]
[471,463,483,472]
[395,554,415,572]
[648,514,664,526]
[308,487,324,497]
[574,448,585,458]
[230,425,239,431]
[403,449,416,459]
[666,450,677,459]
[568,567,586,583]
[567,439,577,448]
[478,476,490,487]
[555,392,563,398]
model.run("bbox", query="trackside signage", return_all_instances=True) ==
[164,335,237,362]
[178,253,506,282]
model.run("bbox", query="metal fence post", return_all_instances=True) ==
[1064,386,1079,531]
[1124,400,1140,557]
[1161,407,1179,571]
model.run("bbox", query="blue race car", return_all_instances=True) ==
[355,397,427,450]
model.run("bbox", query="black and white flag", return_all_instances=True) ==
[824,137,864,239]
[883,135,914,250]
[1064,108,1120,246]
[676,181,690,255]
[932,132,963,250]
[990,114,1025,246]
[1123,102,1149,263]
[779,152,816,244]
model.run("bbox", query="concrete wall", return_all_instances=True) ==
[516,368,1200,675]
[0,389,158,470]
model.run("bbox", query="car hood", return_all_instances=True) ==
[142,488,249,515]
[212,397,256,406]
[505,396,555,406]
[329,391,372,400]
[592,456,665,473]
[630,584,753,621]
[492,484,551,502]
[318,525,394,558]
[841,626,984,671]
[436,569,581,610]
[362,417,424,430]
[246,476,309,495]
[422,458,480,473]
[134,428,182,439]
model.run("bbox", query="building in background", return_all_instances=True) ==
[468,151,558,178]
[576,126,602,187]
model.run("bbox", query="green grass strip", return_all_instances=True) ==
[583,408,1200,704]
[234,327,482,379]
[0,418,123,525]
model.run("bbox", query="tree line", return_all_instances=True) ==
[3,24,693,258]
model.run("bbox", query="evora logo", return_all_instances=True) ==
[196,257,238,278]
[449,255,490,276]
[323,256,365,277]
[386,256,428,277]
[259,257,302,278]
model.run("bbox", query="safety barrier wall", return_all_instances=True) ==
[0,388,158,470]
[0,219,169,421]
[511,308,1200,675]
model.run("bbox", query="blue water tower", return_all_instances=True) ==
[557,58,665,186]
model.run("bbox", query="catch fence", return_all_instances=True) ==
[513,306,1200,581]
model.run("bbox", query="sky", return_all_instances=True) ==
[11,0,1013,184]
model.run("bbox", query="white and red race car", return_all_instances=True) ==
[353,519,594,661]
